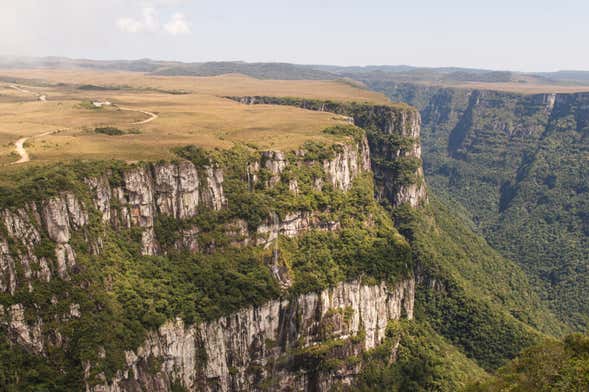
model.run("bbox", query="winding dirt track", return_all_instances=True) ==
[8,85,55,163]
[118,107,159,124]
[8,86,158,164]
[13,137,30,164]
[9,84,47,102]
[12,130,57,164]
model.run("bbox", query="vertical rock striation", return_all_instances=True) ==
[85,162,226,256]
[89,278,415,392]
[0,192,87,289]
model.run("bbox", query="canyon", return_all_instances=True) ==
[364,81,589,329]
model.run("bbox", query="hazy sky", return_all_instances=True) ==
[0,0,587,71]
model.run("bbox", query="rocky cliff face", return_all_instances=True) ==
[227,96,427,207]
[0,102,425,391]
[322,137,371,192]
[85,162,226,256]
[90,278,415,392]
[0,135,372,293]
[1,191,87,292]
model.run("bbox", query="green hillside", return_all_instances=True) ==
[468,333,589,391]
[368,82,589,330]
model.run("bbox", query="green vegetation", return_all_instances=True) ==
[357,320,487,391]
[94,127,141,136]
[322,124,366,144]
[374,83,589,330]
[468,334,589,392]
[3,85,584,390]
[78,100,101,110]
[0,160,129,209]
[78,84,118,91]
[292,336,354,372]
[394,197,565,370]
[94,127,125,136]
[176,144,413,290]
[226,96,423,198]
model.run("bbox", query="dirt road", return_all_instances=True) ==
[12,130,57,164]
[9,84,47,102]
[119,107,159,124]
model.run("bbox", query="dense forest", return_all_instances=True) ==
[367,82,589,330]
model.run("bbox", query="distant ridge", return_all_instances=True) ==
[0,56,588,84]
[152,61,338,80]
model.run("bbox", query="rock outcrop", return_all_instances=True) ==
[227,96,427,207]
[0,137,372,289]
[256,140,370,193]
[85,162,226,256]
[323,138,371,191]
[0,192,87,290]
[0,240,16,294]
[89,278,415,392]
[153,162,200,220]
[255,211,340,249]
[0,303,44,354]
[261,151,288,187]
[43,194,85,278]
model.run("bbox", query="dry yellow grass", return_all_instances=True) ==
[0,69,390,103]
[0,69,391,166]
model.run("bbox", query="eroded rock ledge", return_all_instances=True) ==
[89,278,415,392]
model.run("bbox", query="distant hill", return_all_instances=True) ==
[1,56,588,85]
[533,70,589,83]
[152,61,339,80]
[0,56,170,72]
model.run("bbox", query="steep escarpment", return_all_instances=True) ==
[0,104,424,391]
[227,96,428,208]
[91,279,415,391]
[365,81,589,330]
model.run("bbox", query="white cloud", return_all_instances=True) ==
[117,17,144,33]
[117,7,190,35]
[141,7,159,31]
[163,13,191,35]
[117,7,159,33]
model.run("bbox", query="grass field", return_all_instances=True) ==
[0,69,391,168]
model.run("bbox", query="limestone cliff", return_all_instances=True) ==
[90,279,415,392]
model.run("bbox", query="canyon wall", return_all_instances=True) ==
[91,279,414,392]
[365,81,589,330]
[0,100,427,391]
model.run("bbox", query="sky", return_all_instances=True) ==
[0,0,587,72]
